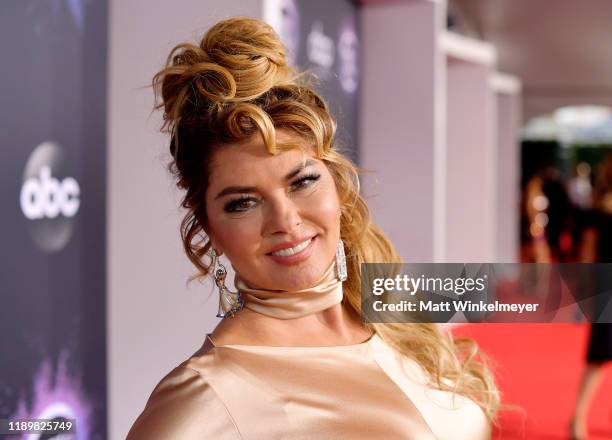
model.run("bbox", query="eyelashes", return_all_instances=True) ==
[223,173,321,213]
[224,196,259,213]
[290,172,321,191]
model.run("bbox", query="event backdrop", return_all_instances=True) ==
[264,0,361,163]
[0,1,107,438]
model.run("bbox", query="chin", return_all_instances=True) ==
[271,262,330,291]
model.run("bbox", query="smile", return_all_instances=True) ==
[270,238,312,256]
[266,236,317,266]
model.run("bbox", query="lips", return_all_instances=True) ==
[270,238,312,256]
[266,235,317,255]
[266,235,317,266]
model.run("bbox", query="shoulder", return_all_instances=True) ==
[127,350,241,439]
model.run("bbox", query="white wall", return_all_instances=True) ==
[495,89,521,262]
[360,0,446,262]
[107,1,262,438]
[445,58,496,262]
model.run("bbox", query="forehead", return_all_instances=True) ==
[208,135,315,185]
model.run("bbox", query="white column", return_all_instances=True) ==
[443,31,497,262]
[360,0,446,262]
[491,73,522,262]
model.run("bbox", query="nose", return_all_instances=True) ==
[264,194,302,235]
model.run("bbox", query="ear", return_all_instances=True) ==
[205,229,224,256]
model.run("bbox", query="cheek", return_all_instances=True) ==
[307,184,341,235]
[208,213,261,257]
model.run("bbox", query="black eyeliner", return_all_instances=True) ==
[224,173,321,213]
[224,195,259,213]
[291,172,321,186]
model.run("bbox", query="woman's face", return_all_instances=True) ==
[204,133,341,291]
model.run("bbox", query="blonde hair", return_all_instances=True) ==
[153,16,500,420]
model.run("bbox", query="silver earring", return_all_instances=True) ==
[336,240,347,281]
[210,249,244,318]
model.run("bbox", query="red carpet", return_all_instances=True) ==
[453,324,612,439]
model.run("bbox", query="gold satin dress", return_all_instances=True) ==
[127,332,490,439]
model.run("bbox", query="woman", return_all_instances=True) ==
[127,17,499,439]
[571,152,612,440]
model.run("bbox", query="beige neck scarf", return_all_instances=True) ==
[234,262,344,319]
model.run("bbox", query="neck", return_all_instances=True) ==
[234,262,344,320]
[227,302,372,346]
[221,261,372,346]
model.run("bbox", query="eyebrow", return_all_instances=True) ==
[214,159,317,199]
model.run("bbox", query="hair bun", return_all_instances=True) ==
[201,17,292,100]
[204,17,288,70]
[155,16,293,125]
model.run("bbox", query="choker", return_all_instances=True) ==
[234,262,344,319]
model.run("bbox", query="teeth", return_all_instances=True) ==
[271,238,312,257]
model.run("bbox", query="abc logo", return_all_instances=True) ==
[20,142,80,252]
[20,166,80,220]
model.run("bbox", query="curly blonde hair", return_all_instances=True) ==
[152,16,500,421]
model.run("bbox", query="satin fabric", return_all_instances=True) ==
[127,333,490,439]
[235,261,344,319]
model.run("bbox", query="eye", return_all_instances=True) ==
[290,173,321,191]
[224,196,260,213]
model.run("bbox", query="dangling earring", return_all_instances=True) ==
[210,249,244,318]
[336,239,347,281]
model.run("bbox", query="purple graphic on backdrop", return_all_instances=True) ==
[12,353,92,440]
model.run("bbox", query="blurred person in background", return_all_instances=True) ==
[126,17,498,439]
[521,164,572,263]
[567,162,594,261]
[571,152,612,440]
